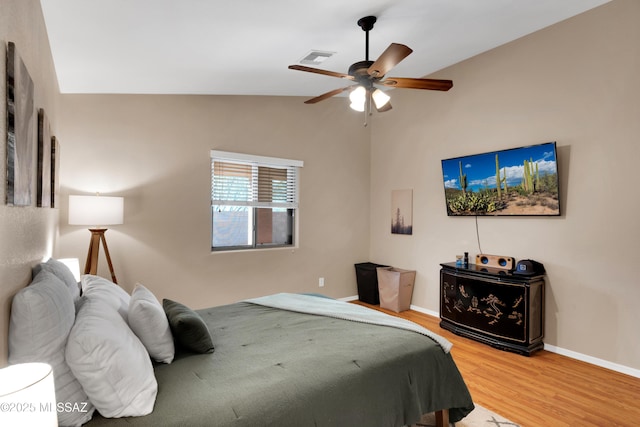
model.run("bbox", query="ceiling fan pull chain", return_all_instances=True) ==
[364,92,372,127]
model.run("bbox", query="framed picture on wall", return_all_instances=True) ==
[51,136,59,208]
[391,189,413,235]
[6,41,36,206]
[37,108,52,207]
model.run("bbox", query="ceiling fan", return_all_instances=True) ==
[289,16,453,120]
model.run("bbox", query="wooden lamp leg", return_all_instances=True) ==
[100,232,118,284]
[84,229,102,275]
[84,228,118,284]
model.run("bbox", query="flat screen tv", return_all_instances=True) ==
[441,141,560,216]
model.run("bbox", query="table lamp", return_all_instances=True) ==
[0,363,57,426]
[69,194,124,283]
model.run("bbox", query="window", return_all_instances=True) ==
[210,150,303,251]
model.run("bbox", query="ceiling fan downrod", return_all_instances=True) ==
[357,16,376,62]
[356,16,378,127]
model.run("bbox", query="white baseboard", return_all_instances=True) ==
[344,296,640,379]
[543,344,640,379]
[339,295,359,302]
[409,304,440,318]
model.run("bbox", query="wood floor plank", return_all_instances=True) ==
[352,301,640,426]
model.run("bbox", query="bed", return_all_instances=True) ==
[8,259,474,427]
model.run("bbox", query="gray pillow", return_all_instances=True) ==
[9,270,95,426]
[162,299,214,354]
[33,258,81,303]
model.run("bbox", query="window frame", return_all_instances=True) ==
[210,150,303,252]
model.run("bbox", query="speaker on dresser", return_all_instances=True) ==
[475,254,515,270]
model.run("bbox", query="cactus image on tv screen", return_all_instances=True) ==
[441,141,560,216]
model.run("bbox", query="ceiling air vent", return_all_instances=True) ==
[299,50,335,65]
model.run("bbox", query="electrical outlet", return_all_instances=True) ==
[319,277,325,287]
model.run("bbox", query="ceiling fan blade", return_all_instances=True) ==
[289,65,355,80]
[367,43,413,78]
[304,86,354,104]
[380,77,453,91]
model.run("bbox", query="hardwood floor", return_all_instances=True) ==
[353,302,640,426]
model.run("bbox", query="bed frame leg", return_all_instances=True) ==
[435,409,449,427]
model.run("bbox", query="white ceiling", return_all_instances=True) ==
[40,0,610,98]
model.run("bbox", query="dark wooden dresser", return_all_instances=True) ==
[439,262,544,356]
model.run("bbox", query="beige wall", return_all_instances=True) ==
[370,0,639,371]
[0,0,60,365]
[55,94,371,308]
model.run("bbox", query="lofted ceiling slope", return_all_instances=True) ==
[40,0,610,96]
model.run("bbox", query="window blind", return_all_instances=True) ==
[210,151,302,209]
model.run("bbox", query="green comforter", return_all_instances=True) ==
[86,297,473,426]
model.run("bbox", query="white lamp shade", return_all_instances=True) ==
[69,195,124,227]
[349,86,366,111]
[0,363,57,426]
[58,258,81,282]
[371,88,390,109]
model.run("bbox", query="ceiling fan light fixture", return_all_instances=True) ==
[289,15,452,120]
[371,88,390,109]
[349,101,365,112]
[349,86,366,111]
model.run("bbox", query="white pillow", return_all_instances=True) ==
[66,297,157,418]
[33,258,81,303]
[81,274,130,320]
[9,270,95,427]
[128,283,175,363]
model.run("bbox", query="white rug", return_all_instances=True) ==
[414,403,520,427]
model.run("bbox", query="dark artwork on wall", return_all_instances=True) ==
[6,42,36,206]
[51,136,59,208]
[441,141,560,216]
[391,189,413,235]
[37,108,52,207]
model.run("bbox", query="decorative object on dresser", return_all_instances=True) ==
[475,253,515,270]
[440,262,545,356]
[514,259,546,276]
[68,194,124,283]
